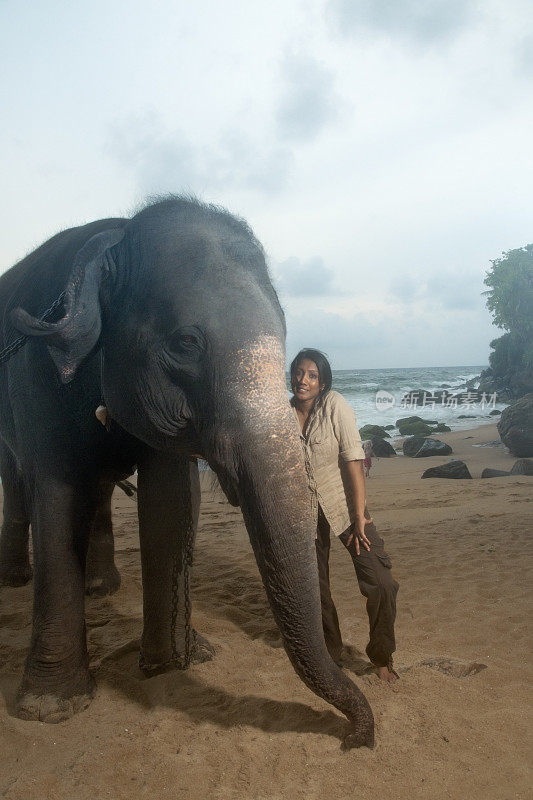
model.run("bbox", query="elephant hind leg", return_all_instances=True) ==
[0,440,32,587]
[85,477,121,597]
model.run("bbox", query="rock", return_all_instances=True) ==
[369,437,396,457]
[457,414,477,419]
[383,424,395,430]
[403,437,453,457]
[481,468,511,478]
[414,439,453,457]
[510,459,533,475]
[478,366,532,402]
[489,409,501,415]
[395,415,424,427]
[432,423,451,432]
[422,461,472,479]
[497,394,533,457]
[403,437,427,457]
[440,384,452,388]
[359,424,390,439]
[398,421,433,436]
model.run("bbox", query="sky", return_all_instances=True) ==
[1,0,532,368]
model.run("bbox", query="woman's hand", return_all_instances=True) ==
[346,515,372,554]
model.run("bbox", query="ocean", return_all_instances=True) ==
[287,365,503,433]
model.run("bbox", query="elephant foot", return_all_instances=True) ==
[0,561,33,587]
[85,565,121,597]
[16,673,96,723]
[139,631,215,677]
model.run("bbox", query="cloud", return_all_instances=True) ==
[276,52,341,142]
[389,270,485,310]
[106,111,293,197]
[389,276,419,303]
[517,34,533,75]
[274,256,337,297]
[284,302,496,369]
[327,0,476,45]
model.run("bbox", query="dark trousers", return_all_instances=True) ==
[315,506,399,668]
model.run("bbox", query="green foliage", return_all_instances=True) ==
[483,244,533,336]
[484,245,533,377]
[488,331,526,373]
[523,341,533,371]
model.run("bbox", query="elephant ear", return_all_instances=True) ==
[10,228,125,383]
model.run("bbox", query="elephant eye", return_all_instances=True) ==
[167,327,205,360]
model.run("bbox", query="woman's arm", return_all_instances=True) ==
[341,459,372,554]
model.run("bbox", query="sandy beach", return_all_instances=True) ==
[0,422,531,800]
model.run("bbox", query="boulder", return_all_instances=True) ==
[422,461,472,479]
[481,468,511,478]
[369,437,396,457]
[359,424,390,439]
[497,394,533,457]
[395,415,424,427]
[457,414,477,419]
[510,459,533,476]
[477,366,531,402]
[403,436,427,457]
[440,384,452,388]
[489,409,501,415]
[384,424,395,430]
[403,437,453,457]
[432,423,451,433]
[414,438,453,458]
[398,421,433,436]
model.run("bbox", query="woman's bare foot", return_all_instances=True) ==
[376,665,399,683]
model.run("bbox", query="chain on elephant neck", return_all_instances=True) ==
[0,291,66,365]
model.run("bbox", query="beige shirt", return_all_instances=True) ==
[292,390,365,536]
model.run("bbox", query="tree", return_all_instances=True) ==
[484,245,533,372]
[484,244,533,336]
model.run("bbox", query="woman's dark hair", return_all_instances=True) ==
[290,348,333,394]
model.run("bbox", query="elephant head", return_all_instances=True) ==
[12,197,374,748]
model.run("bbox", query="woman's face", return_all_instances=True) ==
[291,358,324,403]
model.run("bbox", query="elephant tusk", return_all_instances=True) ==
[95,405,108,427]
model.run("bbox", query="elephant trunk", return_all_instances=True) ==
[217,337,374,748]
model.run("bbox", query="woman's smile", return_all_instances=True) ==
[291,358,324,405]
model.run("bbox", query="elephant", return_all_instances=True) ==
[0,436,134,596]
[0,196,374,748]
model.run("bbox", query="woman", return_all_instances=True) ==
[290,348,399,682]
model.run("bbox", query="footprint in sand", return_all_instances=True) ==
[404,657,487,678]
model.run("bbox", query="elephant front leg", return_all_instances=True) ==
[137,451,214,676]
[0,442,32,586]
[16,478,96,722]
[85,477,121,597]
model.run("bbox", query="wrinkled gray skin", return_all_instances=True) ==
[0,197,373,747]
[0,439,121,597]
